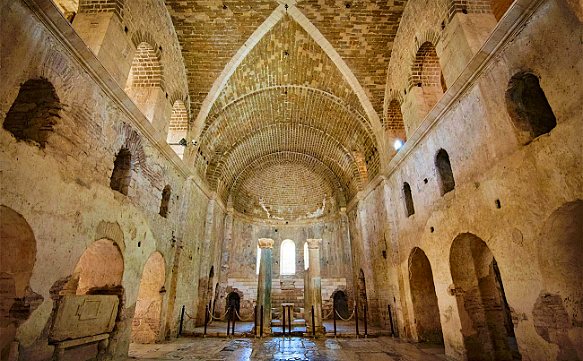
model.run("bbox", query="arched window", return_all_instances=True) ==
[159,185,171,218]
[410,42,446,116]
[386,99,407,151]
[436,149,455,195]
[505,72,556,144]
[256,246,261,275]
[304,242,309,270]
[125,42,163,122]
[280,239,296,275]
[167,100,188,159]
[403,182,415,217]
[3,78,61,148]
[110,148,132,195]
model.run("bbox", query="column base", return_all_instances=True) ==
[305,325,326,337]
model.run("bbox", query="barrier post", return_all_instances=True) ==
[226,306,231,336]
[311,305,316,338]
[364,304,368,337]
[388,304,395,337]
[333,306,337,337]
[287,306,292,334]
[203,305,209,337]
[355,305,359,337]
[253,305,257,338]
[231,307,236,335]
[282,306,286,336]
[179,305,185,337]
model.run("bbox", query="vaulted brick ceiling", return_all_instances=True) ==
[166,0,407,219]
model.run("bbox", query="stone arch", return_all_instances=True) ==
[131,252,166,344]
[167,100,189,159]
[110,147,132,195]
[435,149,455,195]
[408,42,446,120]
[0,206,42,359]
[505,72,556,145]
[386,98,407,152]
[226,292,241,320]
[72,238,124,295]
[403,182,415,217]
[450,233,520,360]
[159,185,171,218]
[3,78,61,148]
[534,200,582,360]
[408,247,443,344]
[332,290,350,319]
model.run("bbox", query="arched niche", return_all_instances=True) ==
[131,252,166,344]
[0,206,41,359]
[450,233,520,360]
[534,200,582,359]
[408,247,443,344]
[72,238,124,295]
[166,100,188,159]
[435,149,455,195]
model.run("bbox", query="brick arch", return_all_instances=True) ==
[117,123,146,172]
[448,0,512,21]
[126,41,164,90]
[78,0,124,18]
[408,41,444,91]
[385,99,405,134]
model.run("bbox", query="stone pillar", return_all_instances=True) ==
[306,238,325,336]
[255,238,273,335]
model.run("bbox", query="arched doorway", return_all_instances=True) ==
[0,206,41,360]
[333,291,349,319]
[450,233,520,360]
[357,269,368,312]
[535,201,582,360]
[131,252,166,344]
[408,247,443,344]
[226,292,241,320]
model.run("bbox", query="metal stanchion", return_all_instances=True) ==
[260,305,264,338]
[231,307,236,335]
[203,305,209,337]
[388,304,395,337]
[311,305,316,338]
[355,305,359,337]
[253,305,257,337]
[364,304,368,337]
[282,306,286,336]
[227,306,231,336]
[333,306,337,337]
[287,306,292,334]
[179,305,185,337]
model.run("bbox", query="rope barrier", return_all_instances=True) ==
[234,308,254,322]
[323,309,334,319]
[335,308,355,321]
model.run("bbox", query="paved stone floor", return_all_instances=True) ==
[128,336,447,360]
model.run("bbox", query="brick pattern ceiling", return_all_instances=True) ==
[166,0,407,219]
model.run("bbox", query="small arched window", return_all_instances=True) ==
[436,149,455,195]
[280,239,296,275]
[3,78,61,148]
[403,182,415,217]
[167,100,188,159]
[159,185,171,217]
[110,148,132,195]
[304,242,309,270]
[505,72,556,144]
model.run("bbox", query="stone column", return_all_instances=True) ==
[255,238,274,335]
[306,238,325,336]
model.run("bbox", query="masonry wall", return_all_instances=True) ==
[353,0,583,360]
[0,1,211,359]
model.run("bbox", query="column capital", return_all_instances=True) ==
[306,238,322,249]
[258,238,274,249]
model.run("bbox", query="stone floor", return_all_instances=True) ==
[128,336,447,360]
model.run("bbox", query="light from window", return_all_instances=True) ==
[256,246,261,275]
[280,239,296,275]
[393,139,404,151]
[304,242,309,270]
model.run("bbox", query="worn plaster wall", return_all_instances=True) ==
[0,1,211,359]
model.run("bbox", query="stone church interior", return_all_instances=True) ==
[1,0,582,360]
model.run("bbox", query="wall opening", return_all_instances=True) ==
[125,42,163,122]
[72,238,124,295]
[506,72,556,144]
[410,42,445,116]
[435,149,455,195]
[256,246,261,275]
[226,292,241,321]
[159,185,171,218]
[534,200,582,358]
[403,182,415,217]
[131,252,165,344]
[0,206,41,359]
[386,99,407,150]
[54,0,79,21]
[450,233,520,360]
[408,247,443,344]
[280,239,296,275]
[303,242,309,270]
[333,290,350,319]
[110,148,132,195]
[166,100,188,159]
[3,78,61,148]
